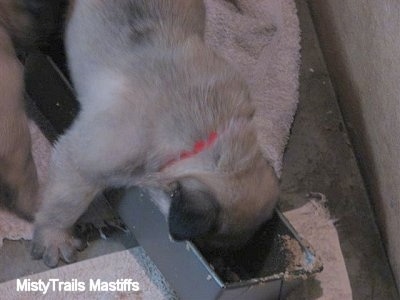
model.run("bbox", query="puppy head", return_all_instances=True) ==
[163,121,279,251]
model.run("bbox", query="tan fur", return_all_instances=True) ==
[32,0,279,267]
[0,2,39,220]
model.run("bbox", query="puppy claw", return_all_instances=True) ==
[43,246,60,268]
[74,238,87,252]
[60,245,77,264]
[31,226,82,267]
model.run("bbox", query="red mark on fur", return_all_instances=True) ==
[162,132,218,170]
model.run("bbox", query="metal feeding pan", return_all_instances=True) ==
[118,188,322,300]
[25,50,322,300]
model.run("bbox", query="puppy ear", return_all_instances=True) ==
[168,179,220,241]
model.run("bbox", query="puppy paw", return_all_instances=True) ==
[31,226,86,267]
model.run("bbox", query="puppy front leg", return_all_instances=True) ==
[31,143,101,267]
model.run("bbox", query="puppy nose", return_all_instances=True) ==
[168,184,220,241]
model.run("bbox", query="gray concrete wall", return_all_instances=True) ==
[307,0,400,290]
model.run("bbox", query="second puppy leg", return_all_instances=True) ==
[0,26,39,220]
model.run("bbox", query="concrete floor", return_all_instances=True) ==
[280,1,399,299]
[1,1,399,299]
